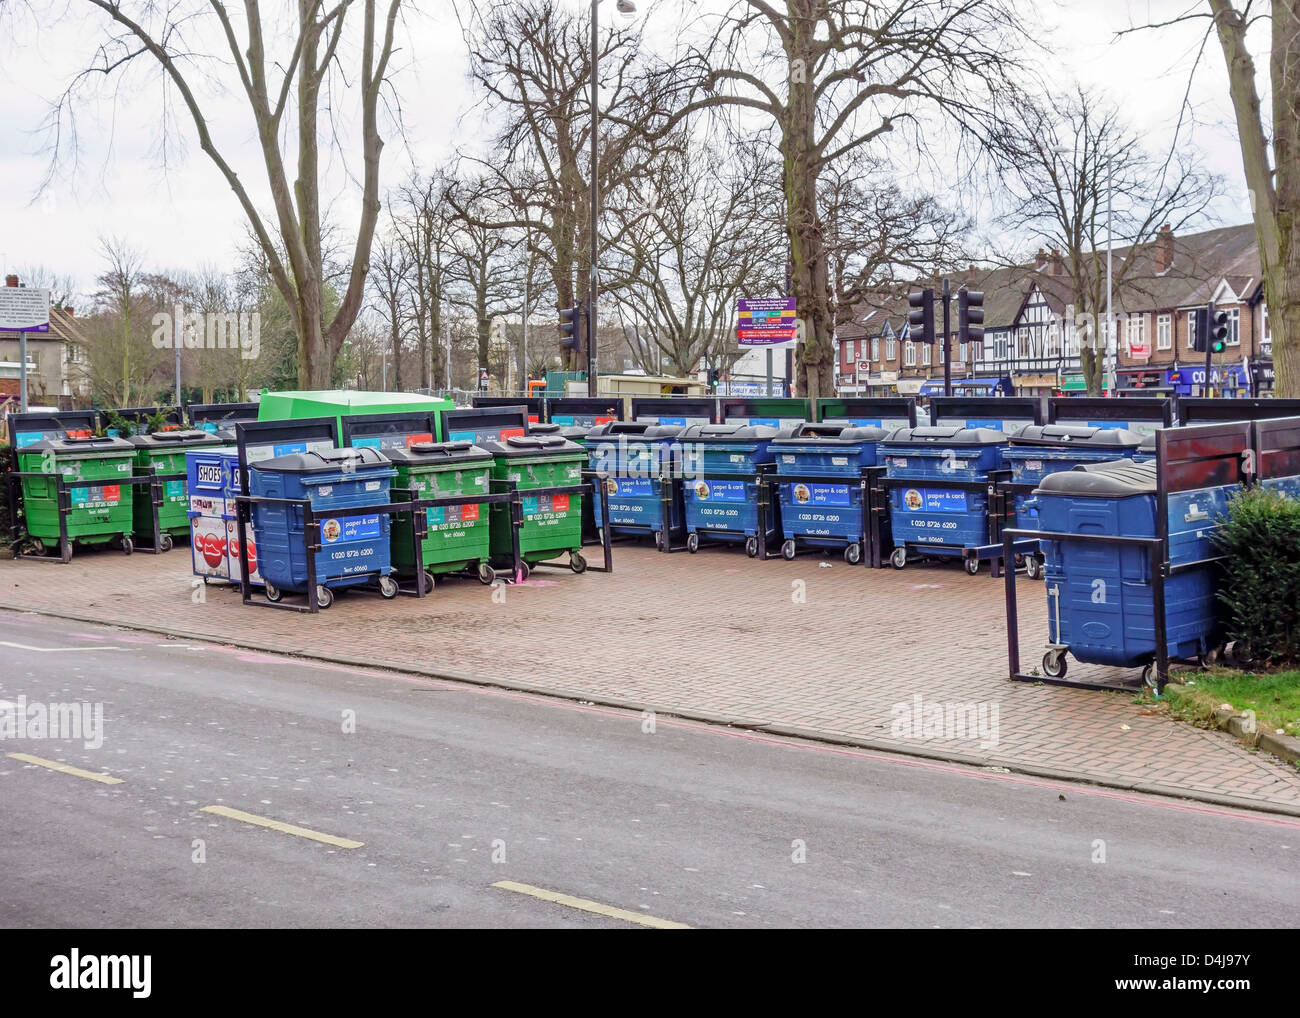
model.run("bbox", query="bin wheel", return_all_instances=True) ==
[1041,650,1068,679]
[159,533,174,553]
[1024,555,1042,580]
[844,542,862,565]
[264,582,282,603]
[120,535,134,556]
[517,561,531,582]
[595,526,605,546]
[890,547,907,570]
[686,532,699,554]
[781,539,797,561]
[29,537,47,556]
[477,562,495,585]
[744,536,759,558]
[379,575,399,599]
[569,552,588,574]
[653,530,664,551]
[1142,663,1159,690]
[60,537,72,561]
[422,571,436,594]
[315,585,334,609]
[963,556,979,576]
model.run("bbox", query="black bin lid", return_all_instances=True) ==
[479,434,585,457]
[882,426,1006,445]
[678,423,781,442]
[24,435,135,454]
[1009,424,1142,448]
[586,421,683,442]
[253,446,391,473]
[531,422,591,440]
[129,429,226,448]
[773,422,893,445]
[1034,459,1156,497]
[384,440,493,465]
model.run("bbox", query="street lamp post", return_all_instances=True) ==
[587,0,637,397]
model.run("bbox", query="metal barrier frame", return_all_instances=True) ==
[657,464,781,557]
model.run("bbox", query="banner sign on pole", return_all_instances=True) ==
[0,288,51,333]
[737,298,797,347]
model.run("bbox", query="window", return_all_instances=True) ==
[1187,311,1198,349]
[886,338,897,361]
[1227,308,1241,346]
[1017,327,1030,358]
[1157,314,1172,351]
[871,337,880,361]
[1046,321,1060,356]
[904,341,916,367]
[994,333,1009,360]
[921,343,931,366]
[1126,315,1146,354]
[959,342,968,363]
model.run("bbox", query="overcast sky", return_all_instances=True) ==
[0,0,1269,304]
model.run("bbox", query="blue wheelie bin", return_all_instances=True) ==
[679,423,783,556]
[1034,459,1225,685]
[770,423,891,564]
[879,426,1008,574]
[584,421,684,548]
[248,446,398,608]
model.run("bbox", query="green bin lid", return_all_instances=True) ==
[1034,459,1155,496]
[253,446,391,473]
[384,441,493,465]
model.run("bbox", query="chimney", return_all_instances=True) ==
[1049,248,1065,276]
[4,274,17,287]
[1155,223,1174,273]
[63,306,75,317]
[1034,249,1047,271]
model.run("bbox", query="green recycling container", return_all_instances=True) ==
[129,429,226,547]
[481,433,588,574]
[388,441,496,587]
[17,436,136,556]
[256,390,454,442]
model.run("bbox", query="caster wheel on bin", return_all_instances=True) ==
[844,542,862,565]
[1024,555,1042,580]
[653,530,664,551]
[744,536,759,558]
[963,557,979,576]
[422,571,436,594]
[1142,663,1159,690]
[1041,650,1068,679]
[890,547,907,570]
[60,538,72,561]
[517,561,531,582]
[379,575,399,599]
[781,539,797,561]
[569,552,588,574]
[120,536,134,556]
[315,585,334,609]
[264,582,282,603]
[159,533,174,553]
[477,562,495,585]
[29,537,47,557]
[686,532,699,554]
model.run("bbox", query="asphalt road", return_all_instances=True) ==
[1,608,1297,929]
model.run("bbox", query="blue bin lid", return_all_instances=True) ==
[384,440,492,466]
[23,435,135,455]
[253,446,391,473]
[882,426,1006,446]
[773,422,893,446]
[1034,459,1155,496]
[585,421,684,441]
[128,429,226,449]
[479,433,585,457]
[678,423,781,442]
[1008,424,1142,449]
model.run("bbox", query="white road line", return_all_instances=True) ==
[0,641,124,653]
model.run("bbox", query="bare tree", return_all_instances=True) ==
[671,0,1023,399]
[40,0,404,388]
[86,238,166,406]
[991,85,1219,393]
[369,237,412,391]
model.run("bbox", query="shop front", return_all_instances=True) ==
[1164,363,1255,398]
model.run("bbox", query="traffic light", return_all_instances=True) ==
[908,289,935,344]
[1191,307,1208,352]
[1209,305,1229,354]
[958,289,985,347]
[707,367,720,390]
[559,303,581,350]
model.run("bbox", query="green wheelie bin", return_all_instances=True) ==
[482,433,588,578]
[129,429,226,551]
[17,436,137,558]
[388,441,496,591]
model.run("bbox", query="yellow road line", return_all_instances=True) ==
[6,752,123,785]
[200,805,364,849]
[491,880,691,929]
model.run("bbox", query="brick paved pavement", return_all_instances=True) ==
[2,542,1298,814]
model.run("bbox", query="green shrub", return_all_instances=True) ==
[1214,487,1300,665]
[0,441,10,550]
